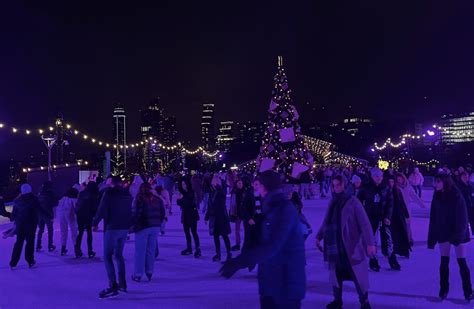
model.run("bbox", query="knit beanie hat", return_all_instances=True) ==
[21,184,32,194]
[370,167,383,177]
[351,175,362,183]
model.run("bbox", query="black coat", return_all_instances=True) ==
[428,188,470,248]
[11,193,40,232]
[205,186,231,236]
[357,181,394,229]
[92,186,132,231]
[390,187,411,257]
[177,191,199,226]
[132,195,166,232]
[76,183,99,226]
[235,191,306,303]
[236,188,256,222]
[37,189,57,221]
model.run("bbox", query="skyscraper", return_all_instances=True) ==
[113,102,127,173]
[201,103,215,149]
[163,116,177,145]
[139,98,179,173]
[140,97,165,140]
[439,112,474,144]
[216,121,237,153]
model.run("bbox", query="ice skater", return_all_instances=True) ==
[428,173,473,301]
[316,176,374,309]
[92,176,133,299]
[220,171,306,308]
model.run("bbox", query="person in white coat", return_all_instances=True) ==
[408,167,424,198]
[396,173,425,245]
[57,188,79,256]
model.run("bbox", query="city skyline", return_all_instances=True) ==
[2,2,474,155]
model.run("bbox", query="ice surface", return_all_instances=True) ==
[0,190,469,308]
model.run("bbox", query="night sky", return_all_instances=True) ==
[1,1,474,160]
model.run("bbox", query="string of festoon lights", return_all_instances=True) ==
[372,125,439,151]
[21,160,89,173]
[0,120,219,158]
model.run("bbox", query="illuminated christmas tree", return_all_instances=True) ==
[256,56,313,180]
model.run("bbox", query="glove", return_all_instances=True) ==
[219,258,241,279]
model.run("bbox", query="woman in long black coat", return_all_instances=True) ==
[205,174,232,262]
[75,181,99,258]
[177,178,201,258]
[236,177,257,253]
[428,174,472,301]
[387,177,411,258]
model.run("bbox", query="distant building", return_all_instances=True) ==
[216,121,237,153]
[140,97,164,140]
[340,117,373,137]
[113,102,127,172]
[439,112,474,145]
[201,103,215,149]
[162,116,177,145]
[139,98,179,173]
[236,121,265,146]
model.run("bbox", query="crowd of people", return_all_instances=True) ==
[0,163,474,308]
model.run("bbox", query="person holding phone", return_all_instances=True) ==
[316,176,375,309]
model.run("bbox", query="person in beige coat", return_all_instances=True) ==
[395,173,425,245]
[316,175,375,309]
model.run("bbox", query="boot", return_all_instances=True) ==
[48,244,56,252]
[359,292,371,309]
[439,256,449,300]
[225,252,232,262]
[457,258,473,301]
[194,247,201,258]
[74,245,83,258]
[212,254,221,262]
[88,251,96,259]
[326,286,342,309]
[61,246,67,256]
[389,253,401,271]
[369,257,380,272]
[181,243,193,256]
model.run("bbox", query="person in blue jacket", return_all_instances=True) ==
[220,170,306,309]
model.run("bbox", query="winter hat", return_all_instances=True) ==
[21,184,32,195]
[351,175,361,183]
[370,167,383,177]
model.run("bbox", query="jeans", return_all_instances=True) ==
[372,221,393,257]
[58,210,78,247]
[76,223,93,253]
[134,227,160,277]
[10,228,36,267]
[299,183,310,199]
[413,185,422,198]
[104,229,128,288]
[201,193,209,214]
[37,219,54,248]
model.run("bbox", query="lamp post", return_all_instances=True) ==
[41,135,57,181]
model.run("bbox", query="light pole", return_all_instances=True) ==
[41,135,57,181]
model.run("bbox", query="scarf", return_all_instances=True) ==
[324,192,351,267]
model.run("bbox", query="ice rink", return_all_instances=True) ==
[0,190,472,308]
